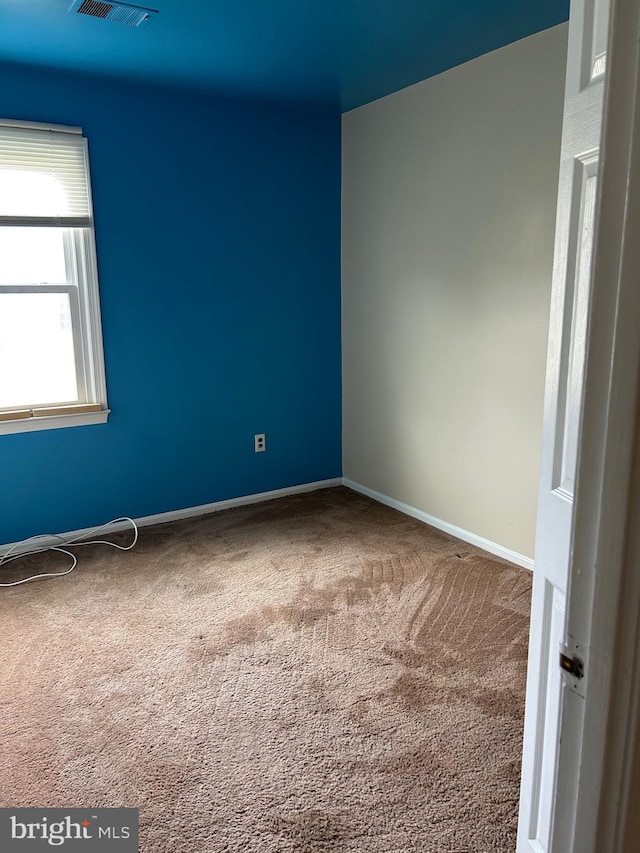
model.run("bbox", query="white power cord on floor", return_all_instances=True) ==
[0,517,139,587]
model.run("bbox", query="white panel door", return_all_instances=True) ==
[517,1,609,850]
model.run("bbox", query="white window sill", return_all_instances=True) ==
[0,408,110,435]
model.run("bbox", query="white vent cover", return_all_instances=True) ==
[69,0,157,27]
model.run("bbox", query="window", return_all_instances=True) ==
[0,120,108,434]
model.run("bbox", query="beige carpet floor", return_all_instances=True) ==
[0,487,531,852]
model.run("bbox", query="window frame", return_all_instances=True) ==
[0,121,109,435]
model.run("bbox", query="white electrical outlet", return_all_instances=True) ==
[254,433,266,452]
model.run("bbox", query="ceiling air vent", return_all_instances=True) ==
[70,0,158,27]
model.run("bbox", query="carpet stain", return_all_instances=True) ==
[264,808,353,844]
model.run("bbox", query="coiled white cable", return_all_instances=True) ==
[0,517,138,587]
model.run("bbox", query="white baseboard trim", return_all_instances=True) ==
[342,478,534,572]
[0,478,343,557]
[1,477,534,572]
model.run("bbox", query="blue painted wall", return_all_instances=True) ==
[0,64,342,543]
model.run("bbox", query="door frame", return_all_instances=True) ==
[542,0,640,848]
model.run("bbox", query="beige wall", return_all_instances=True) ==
[342,24,568,560]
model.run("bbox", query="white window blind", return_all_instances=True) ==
[0,123,92,227]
